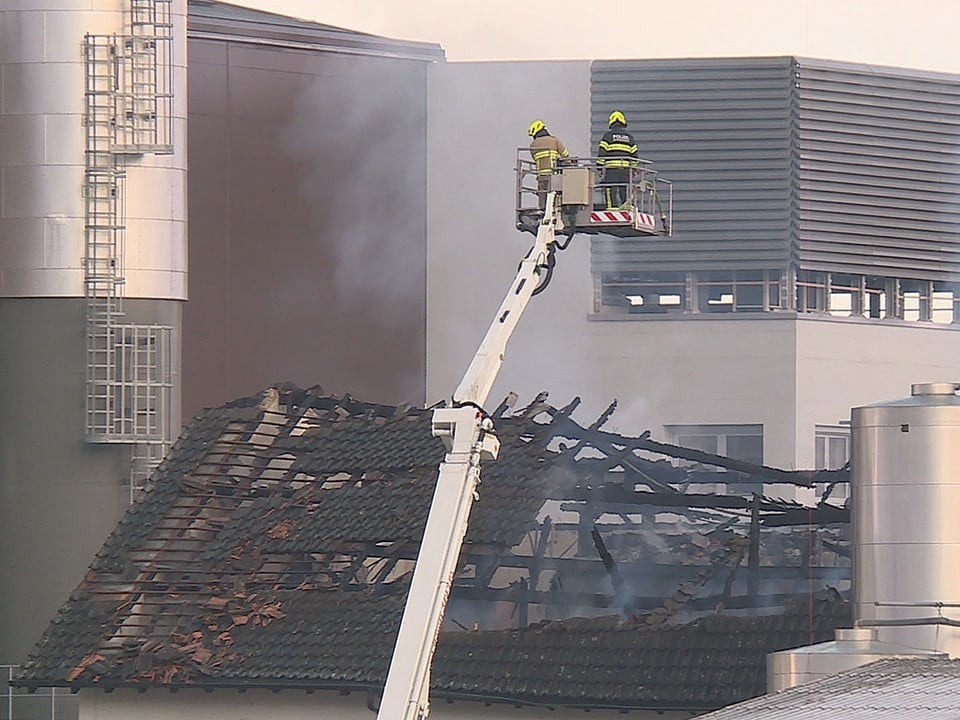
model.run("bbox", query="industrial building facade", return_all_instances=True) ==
[183,1,441,422]
[589,57,960,320]
[6,2,960,716]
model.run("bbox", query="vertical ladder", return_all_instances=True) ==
[83,34,126,441]
[116,0,174,153]
[116,323,172,501]
[82,0,175,500]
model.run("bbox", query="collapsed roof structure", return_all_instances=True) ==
[14,384,851,712]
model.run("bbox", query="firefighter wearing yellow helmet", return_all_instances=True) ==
[528,119,569,209]
[598,110,639,209]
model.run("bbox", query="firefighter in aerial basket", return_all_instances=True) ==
[598,110,639,209]
[528,119,569,209]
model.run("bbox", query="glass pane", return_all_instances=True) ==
[726,434,763,465]
[828,436,848,470]
[932,290,954,324]
[829,292,853,317]
[736,284,764,310]
[677,435,718,454]
[701,287,734,313]
[903,291,920,321]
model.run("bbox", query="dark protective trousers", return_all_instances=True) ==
[601,168,630,209]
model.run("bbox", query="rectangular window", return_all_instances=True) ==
[862,276,887,319]
[696,271,781,314]
[797,271,827,313]
[726,434,764,464]
[900,279,932,322]
[675,433,719,455]
[667,423,764,465]
[698,271,734,313]
[599,271,686,314]
[828,274,861,318]
[932,281,959,325]
[815,425,849,502]
[816,426,848,471]
[596,270,783,316]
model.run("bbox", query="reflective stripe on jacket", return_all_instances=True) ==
[529,134,569,176]
[598,127,638,169]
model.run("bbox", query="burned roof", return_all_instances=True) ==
[14,385,851,711]
[434,598,849,711]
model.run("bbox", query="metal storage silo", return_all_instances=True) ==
[0,0,186,669]
[851,382,960,656]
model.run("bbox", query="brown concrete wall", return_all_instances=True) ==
[0,298,180,666]
[184,39,429,423]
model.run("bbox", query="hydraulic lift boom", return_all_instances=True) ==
[375,193,566,720]
[376,151,671,720]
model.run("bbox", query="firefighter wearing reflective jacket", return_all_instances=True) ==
[528,119,569,209]
[598,110,638,209]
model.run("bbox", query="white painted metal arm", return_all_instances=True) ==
[376,195,562,720]
[453,194,562,407]
[376,406,499,720]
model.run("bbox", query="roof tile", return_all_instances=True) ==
[13,385,850,711]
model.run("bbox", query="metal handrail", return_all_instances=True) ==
[858,617,960,628]
[2,664,68,720]
[872,600,960,608]
[514,148,673,235]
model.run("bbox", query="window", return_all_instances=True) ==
[596,268,960,326]
[862,276,888,319]
[697,270,781,313]
[931,281,960,324]
[797,271,827,312]
[828,274,861,318]
[815,426,849,471]
[666,424,764,465]
[815,425,849,502]
[900,279,932,322]
[598,271,687,314]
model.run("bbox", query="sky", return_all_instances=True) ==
[234,0,960,73]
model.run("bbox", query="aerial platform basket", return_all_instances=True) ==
[515,149,673,238]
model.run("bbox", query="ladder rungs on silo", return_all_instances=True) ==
[116,0,174,152]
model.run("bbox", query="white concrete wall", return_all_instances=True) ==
[795,315,960,469]
[78,688,691,720]
[425,60,592,407]
[575,316,799,463]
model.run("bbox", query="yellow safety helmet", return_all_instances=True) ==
[528,119,546,137]
[608,110,627,127]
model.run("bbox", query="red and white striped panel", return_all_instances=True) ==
[589,210,632,224]
[634,212,657,231]
[589,210,658,232]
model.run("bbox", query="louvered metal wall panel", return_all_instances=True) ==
[591,57,960,282]
[794,58,960,280]
[590,57,795,274]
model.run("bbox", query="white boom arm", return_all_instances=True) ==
[376,194,564,720]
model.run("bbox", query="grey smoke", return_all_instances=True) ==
[280,57,427,324]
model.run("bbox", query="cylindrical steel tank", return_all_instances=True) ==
[852,381,960,656]
[0,0,187,299]
[0,0,186,668]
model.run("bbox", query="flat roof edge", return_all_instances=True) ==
[187,4,444,62]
